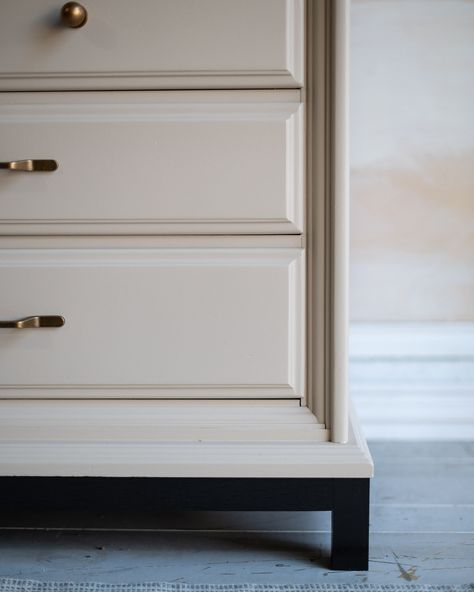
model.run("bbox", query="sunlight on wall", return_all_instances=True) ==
[350,0,474,321]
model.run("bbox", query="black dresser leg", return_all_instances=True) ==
[331,478,370,570]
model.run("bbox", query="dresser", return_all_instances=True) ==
[0,0,373,570]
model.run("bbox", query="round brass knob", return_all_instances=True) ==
[60,2,88,28]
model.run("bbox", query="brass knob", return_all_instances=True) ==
[60,2,88,28]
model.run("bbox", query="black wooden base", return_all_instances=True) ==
[0,477,370,571]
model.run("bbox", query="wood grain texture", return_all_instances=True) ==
[350,0,474,322]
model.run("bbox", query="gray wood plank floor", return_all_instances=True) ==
[0,442,473,585]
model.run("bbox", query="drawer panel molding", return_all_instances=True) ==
[0,0,304,91]
[0,247,305,399]
[0,91,303,235]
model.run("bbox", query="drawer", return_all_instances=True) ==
[0,244,305,399]
[0,0,304,91]
[0,91,303,235]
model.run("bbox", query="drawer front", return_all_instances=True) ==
[0,247,304,398]
[0,0,304,91]
[0,91,303,235]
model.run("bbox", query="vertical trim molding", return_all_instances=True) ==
[307,0,350,442]
[330,0,350,443]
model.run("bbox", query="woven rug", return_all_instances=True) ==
[0,580,472,592]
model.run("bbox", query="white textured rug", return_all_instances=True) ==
[0,581,472,592]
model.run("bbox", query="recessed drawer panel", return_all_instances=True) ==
[0,91,303,235]
[0,0,304,91]
[0,246,304,399]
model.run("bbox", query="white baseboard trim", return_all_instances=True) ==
[350,323,474,440]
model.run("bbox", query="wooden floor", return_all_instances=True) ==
[0,441,473,585]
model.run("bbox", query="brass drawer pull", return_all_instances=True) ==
[0,316,65,329]
[0,160,58,172]
[60,2,88,28]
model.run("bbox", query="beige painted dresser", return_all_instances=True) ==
[0,0,372,570]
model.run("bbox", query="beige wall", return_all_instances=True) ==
[350,0,474,321]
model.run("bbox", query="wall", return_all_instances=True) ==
[350,0,474,322]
